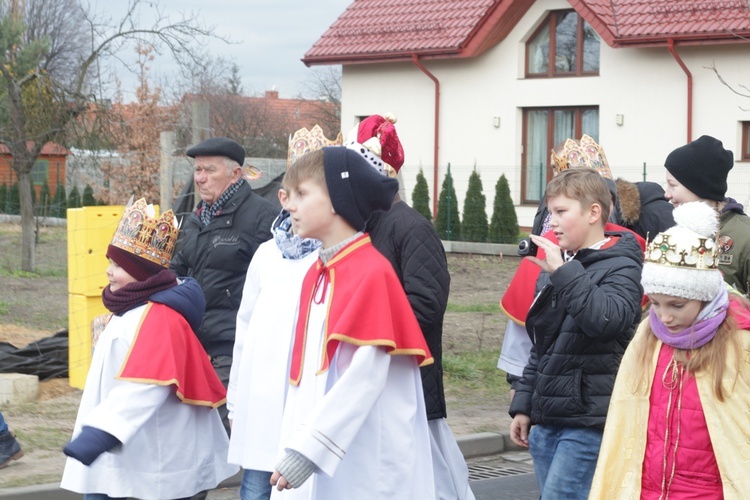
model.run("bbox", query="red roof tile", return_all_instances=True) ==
[305,0,750,66]
[303,0,533,65]
[571,0,750,47]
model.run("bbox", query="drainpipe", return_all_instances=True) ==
[412,53,440,218]
[668,38,692,143]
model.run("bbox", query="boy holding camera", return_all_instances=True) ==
[508,168,643,499]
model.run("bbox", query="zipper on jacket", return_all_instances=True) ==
[551,292,557,308]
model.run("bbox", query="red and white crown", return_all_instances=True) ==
[345,113,405,175]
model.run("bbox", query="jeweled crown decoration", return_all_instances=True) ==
[550,134,613,178]
[287,125,343,169]
[644,231,718,270]
[110,198,178,267]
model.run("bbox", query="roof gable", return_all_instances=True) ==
[303,0,533,65]
[304,0,750,66]
[571,0,750,47]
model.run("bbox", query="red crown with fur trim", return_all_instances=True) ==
[346,113,404,174]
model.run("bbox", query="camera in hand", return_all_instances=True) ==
[517,238,538,257]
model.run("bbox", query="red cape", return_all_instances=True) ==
[117,302,227,408]
[290,235,433,386]
[500,223,646,325]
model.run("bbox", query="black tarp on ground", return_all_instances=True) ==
[0,330,68,380]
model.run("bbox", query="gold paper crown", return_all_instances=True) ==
[287,125,343,169]
[644,231,718,270]
[550,134,612,178]
[110,197,179,267]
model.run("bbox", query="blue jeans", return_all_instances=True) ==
[528,424,603,500]
[240,469,273,500]
[0,411,7,433]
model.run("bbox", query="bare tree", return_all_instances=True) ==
[707,63,750,111]
[0,0,220,272]
[298,66,342,138]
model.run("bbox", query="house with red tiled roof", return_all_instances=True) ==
[304,0,750,227]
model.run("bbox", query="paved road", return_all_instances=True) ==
[206,474,540,500]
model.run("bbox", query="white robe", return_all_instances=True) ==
[271,287,435,500]
[227,241,318,470]
[60,304,237,500]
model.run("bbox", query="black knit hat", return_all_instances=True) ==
[186,137,245,166]
[323,147,398,231]
[664,135,733,201]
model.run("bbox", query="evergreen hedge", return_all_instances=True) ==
[52,184,67,218]
[67,186,81,210]
[82,184,97,207]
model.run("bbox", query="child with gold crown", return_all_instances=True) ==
[60,198,237,500]
[589,201,750,499]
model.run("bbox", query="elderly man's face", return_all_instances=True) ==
[194,155,241,205]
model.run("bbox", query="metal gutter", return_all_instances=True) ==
[411,53,441,218]
[667,38,693,143]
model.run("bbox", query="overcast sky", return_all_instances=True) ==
[91,0,351,101]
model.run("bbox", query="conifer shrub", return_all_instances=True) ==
[434,167,461,240]
[411,168,432,220]
[488,174,519,243]
[67,186,81,210]
[82,184,97,207]
[52,184,67,218]
[461,169,488,242]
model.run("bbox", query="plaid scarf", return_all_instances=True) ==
[272,210,321,260]
[197,178,245,226]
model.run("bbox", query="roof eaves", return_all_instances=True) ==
[611,31,750,48]
[303,47,464,67]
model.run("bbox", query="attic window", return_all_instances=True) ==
[526,10,600,78]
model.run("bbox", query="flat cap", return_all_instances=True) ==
[186,137,245,167]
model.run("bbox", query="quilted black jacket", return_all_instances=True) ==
[508,231,643,429]
[367,201,450,420]
[170,182,277,358]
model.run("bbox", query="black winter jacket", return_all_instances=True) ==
[367,201,450,420]
[508,231,643,429]
[170,182,277,358]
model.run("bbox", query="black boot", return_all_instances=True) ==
[0,429,23,468]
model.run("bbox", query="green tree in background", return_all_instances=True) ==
[52,184,67,218]
[67,186,81,210]
[461,169,488,242]
[0,183,7,213]
[411,168,432,220]
[37,181,52,216]
[435,166,461,240]
[82,184,97,207]
[8,183,20,215]
[489,174,519,243]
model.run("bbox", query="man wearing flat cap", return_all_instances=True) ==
[171,137,277,433]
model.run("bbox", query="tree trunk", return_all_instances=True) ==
[18,170,36,272]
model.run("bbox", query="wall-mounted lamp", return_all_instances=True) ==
[616,114,624,126]
[493,116,501,128]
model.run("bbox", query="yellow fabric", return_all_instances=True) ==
[589,321,750,500]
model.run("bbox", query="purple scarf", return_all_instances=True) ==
[649,287,729,350]
[102,269,177,315]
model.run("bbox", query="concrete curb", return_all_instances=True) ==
[0,432,514,499]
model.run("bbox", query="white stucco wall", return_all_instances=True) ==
[339,0,750,228]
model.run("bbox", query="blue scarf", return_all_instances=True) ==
[272,209,321,260]
[197,178,245,226]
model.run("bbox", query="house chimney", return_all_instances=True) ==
[265,90,279,99]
